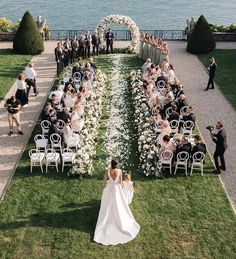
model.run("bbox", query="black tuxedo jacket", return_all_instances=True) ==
[177,142,192,155]
[54,47,64,62]
[105,32,114,43]
[209,62,217,77]
[213,128,227,152]
[192,143,206,156]
[92,34,100,46]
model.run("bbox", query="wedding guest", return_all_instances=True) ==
[167,64,176,85]
[84,31,92,58]
[41,102,57,122]
[155,71,168,86]
[78,35,85,58]
[15,74,28,106]
[4,96,23,136]
[177,94,189,113]
[71,110,84,133]
[105,28,114,54]
[70,37,78,63]
[63,119,80,147]
[183,106,196,125]
[159,135,176,154]
[57,106,71,122]
[142,58,152,75]
[24,63,38,97]
[205,57,217,91]
[63,38,71,67]
[176,136,192,155]
[63,90,76,109]
[191,135,206,156]
[54,42,64,76]
[72,62,82,77]
[48,119,62,144]
[167,106,180,122]
[157,120,172,146]
[92,33,100,55]
[89,58,97,70]
[122,172,134,205]
[49,93,64,111]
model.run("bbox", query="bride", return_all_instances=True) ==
[94,159,140,245]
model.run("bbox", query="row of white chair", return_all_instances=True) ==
[41,120,65,137]
[159,150,205,176]
[29,148,75,173]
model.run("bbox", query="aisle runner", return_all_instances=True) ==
[105,55,133,168]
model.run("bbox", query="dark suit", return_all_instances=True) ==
[206,62,217,89]
[63,41,71,67]
[176,142,192,155]
[84,35,91,58]
[48,124,61,144]
[105,31,114,54]
[167,111,180,122]
[54,47,64,76]
[212,128,227,170]
[192,143,206,156]
[92,34,100,55]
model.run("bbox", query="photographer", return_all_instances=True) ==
[4,96,23,136]
[209,122,227,174]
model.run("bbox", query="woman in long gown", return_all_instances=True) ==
[94,159,140,245]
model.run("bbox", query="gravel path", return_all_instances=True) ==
[0,41,56,200]
[168,41,236,214]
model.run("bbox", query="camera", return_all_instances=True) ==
[206,125,214,132]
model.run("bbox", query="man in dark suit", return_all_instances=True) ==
[92,33,100,55]
[63,38,71,67]
[105,28,114,54]
[84,31,92,58]
[176,137,192,155]
[205,57,217,90]
[211,121,227,173]
[54,42,64,76]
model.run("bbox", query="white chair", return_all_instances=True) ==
[180,106,188,115]
[159,150,173,175]
[50,133,62,153]
[182,120,194,137]
[56,119,65,133]
[169,120,179,135]
[156,80,166,89]
[165,107,172,118]
[62,148,75,172]
[45,148,60,173]
[174,151,189,176]
[34,134,48,150]
[73,72,81,83]
[154,121,162,134]
[29,149,45,173]
[41,120,51,137]
[66,134,80,151]
[190,152,205,176]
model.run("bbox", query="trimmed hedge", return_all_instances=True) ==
[13,11,44,55]
[187,15,216,54]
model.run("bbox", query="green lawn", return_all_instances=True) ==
[0,55,236,258]
[0,49,32,101]
[198,49,236,110]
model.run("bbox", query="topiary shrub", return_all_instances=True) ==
[187,15,216,54]
[13,11,44,55]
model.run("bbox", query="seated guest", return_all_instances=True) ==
[63,119,80,147]
[65,77,76,90]
[72,62,82,76]
[153,107,163,124]
[157,120,172,146]
[89,57,97,70]
[58,80,65,91]
[49,85,64,101]
[41,102,57,122]
[176,136,192,155]
[159,135,176,154]
[167,64,176,85]
[174,83,184,100]
[163,95,176,118]
[155,71,168,86]
[48,119,62,144]
[192,135,207,156]
[71,111,85,133]
[183,106,196,125]
[57,106,71,122]
[142,58,152,75]
[49,93,64,111]
[167,106,179,122]
[177,94,189,113]
[140,80,149,95]
[63,90,77,109]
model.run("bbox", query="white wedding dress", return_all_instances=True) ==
[94,169,140,245]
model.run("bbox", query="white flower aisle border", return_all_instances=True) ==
[95,15,140,53]
[130,70,161,177]
[69,70,107,176]
[105,55,133,168]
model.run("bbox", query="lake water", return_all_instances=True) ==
[1,0,236,30]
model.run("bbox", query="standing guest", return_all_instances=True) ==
[70,37,78,63]
[78,36,85,59]
[191,135,206,156]
[205,57,217,90]
[15,74,28,106]
[210,122,227,174]
[4,96,23,136]
[84,31,92,58]
[92,33,100,55]
[63,38,71,67]
[54,42,64,76]
[105,28,114,54]
[24,63,38,97]
[72,62,82,77]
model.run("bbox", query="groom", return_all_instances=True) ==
[105,28,114,54]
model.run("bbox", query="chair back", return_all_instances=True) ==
[165,107,172,117]
[56,120,65,132]
[180,106,188,115]
[62,148,74,159]
[73,72,81,82]
[157,80,166,89]
[192,151,205,163]
[183,120,194,130]
[50,133,61,145]
[45,148,57,159]
[176,151,189,162]
[34,134,45,143]
[160,150,173,162]
[41,120,51,135]
[170,120,179,129]
[29,149,40,159]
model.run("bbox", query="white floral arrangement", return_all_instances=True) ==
[69,69,107,176]
[130,70,161,177]
[95,15,140,53]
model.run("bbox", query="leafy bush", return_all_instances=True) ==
[0,17,14,32]
[13,11,44,55]
[210,23,236,33]
[187,15,216,54]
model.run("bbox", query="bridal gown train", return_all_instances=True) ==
[94,169,140,245]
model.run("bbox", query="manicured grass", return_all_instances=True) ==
[0,55,236,258]
[0,49,32,101]
[198,49,236,110]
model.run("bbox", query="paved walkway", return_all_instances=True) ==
[168,41,236,213]
[0,41,56,200]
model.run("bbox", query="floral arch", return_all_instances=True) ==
[95,15,140,53]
